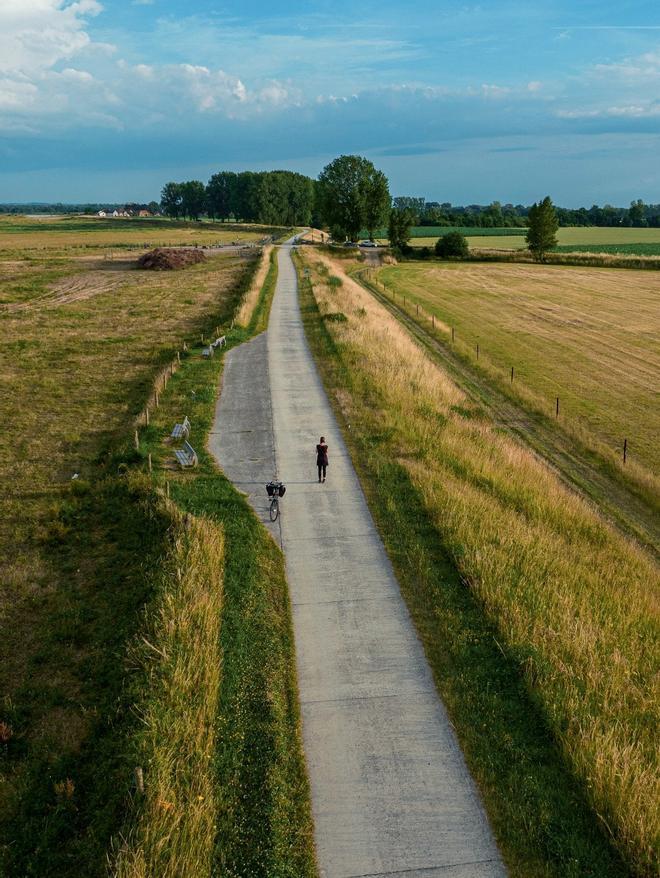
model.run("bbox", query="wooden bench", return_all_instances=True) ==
[211,336,226,349]
[202,346,213,358]
[171,416,190,440]
[174,440,198,468]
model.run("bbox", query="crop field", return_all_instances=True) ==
[0,214,274,256]
[378,262,660,477]
[402,226,660,253]
[299,249,659,876]
[0,231,313,875]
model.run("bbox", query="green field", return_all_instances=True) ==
[377,261,660,476]
[401,226,660,254]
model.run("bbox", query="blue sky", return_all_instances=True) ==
[1,0,659,205]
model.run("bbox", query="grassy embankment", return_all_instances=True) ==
[296,248,659,877]
[0,237,315,876]
[113,266,316,876]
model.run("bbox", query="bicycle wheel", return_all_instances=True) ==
[269,497,279,522]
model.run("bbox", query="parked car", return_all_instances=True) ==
[358,240,379,248]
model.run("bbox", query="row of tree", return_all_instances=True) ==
[393,198,660,229]
[160,171,314,225]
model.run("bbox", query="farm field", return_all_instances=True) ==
[298,248,659,876]
[0,235,312,875]
[378,226,660,253]
[0,214,276,255]
[378,261,660,477]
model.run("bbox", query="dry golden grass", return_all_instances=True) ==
[235,244,273,326]
[306,249,660,875]
[113,500,224,878]
[0,215,268,255]
[380,261,660,476]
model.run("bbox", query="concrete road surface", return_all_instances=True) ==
[210,241,506,878]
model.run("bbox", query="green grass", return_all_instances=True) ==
[554,243,660,256]
[296,249,659,877]
[397,227,660,254]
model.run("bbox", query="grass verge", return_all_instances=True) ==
[295,248,659,877]
[125,331,316,877]
[113,499,225,878]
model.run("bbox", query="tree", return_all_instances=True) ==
[180,180,206,220]
[160,182,183,219]
[206,171,238,220]
[388,208,414,252]
[316,155,390,241]
[526,196,559,261]
[628,199,647,227]
[435,232,468,258]
[362,170,391,240]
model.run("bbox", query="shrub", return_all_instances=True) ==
[435,232,469,258]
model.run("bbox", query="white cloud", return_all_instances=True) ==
[481,84,510,99]
[0,0,102,75]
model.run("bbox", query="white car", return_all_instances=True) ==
[358,240,379,248]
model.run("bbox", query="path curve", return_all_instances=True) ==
[211,241,506,878]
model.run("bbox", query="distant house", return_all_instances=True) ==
[138,209,151,217]
[98,210,107,217]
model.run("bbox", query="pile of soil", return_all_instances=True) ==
[137,248,207,271]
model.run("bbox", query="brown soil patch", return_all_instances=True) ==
[138,248,207,270]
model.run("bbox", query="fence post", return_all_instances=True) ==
[623,438,627,464]
[148,453,152,473]
[476,343,479,360]
[451,327,455,343]
[432,314,435,329]
[155,391,159,408]
[416,304,419,316]
[144,407,149,426]
[177,351,181,364]
[556,397,560,418]
[511,366,514,383]
[134,429,139,451]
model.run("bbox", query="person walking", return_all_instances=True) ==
[316,436,329,483]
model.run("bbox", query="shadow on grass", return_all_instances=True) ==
[1,477,172,876]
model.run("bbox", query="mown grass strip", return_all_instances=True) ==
[295,249,658,877]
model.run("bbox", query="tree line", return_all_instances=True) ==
[393,197,660,229]
[160,171,314,225]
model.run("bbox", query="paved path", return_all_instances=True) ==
[210,242,505,878]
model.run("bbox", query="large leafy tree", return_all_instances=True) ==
[316,155,390,241]
[206,171,238,220]
[388,208,414,252]
[526,196,559,261]
[160,182,182,219]
[180,180,206,220]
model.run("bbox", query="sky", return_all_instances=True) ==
[1,0,659,205]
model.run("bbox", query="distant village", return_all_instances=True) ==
[96,204,160,218]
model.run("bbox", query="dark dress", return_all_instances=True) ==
[316,443,329,479]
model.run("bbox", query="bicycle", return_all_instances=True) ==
[266,480,286,522]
